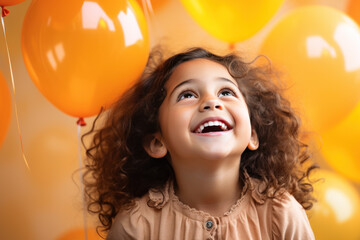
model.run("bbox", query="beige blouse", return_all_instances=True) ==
[107,179,315,240]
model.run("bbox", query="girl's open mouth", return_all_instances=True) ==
[192,119,233,133]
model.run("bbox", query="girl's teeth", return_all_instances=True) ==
[195,120,229,133]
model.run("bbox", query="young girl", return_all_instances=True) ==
[83,48,316,240]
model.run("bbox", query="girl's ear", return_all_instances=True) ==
[248,129,259,150]
[143,133,168,158]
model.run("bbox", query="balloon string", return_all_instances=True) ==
[141,0,161,44]
[145,0,155,17]
[1,14,30,170]
[141,0,152,32]
[77,122,88,240]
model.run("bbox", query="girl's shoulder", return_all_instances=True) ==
[247,178,315,239]
[106,183,172,240]
[106,194,150,240]
[270,192,315,239]
[247,177,310,220]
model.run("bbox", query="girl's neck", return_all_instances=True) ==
[173,160,242,217]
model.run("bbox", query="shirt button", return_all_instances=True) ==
[205,220,214,229]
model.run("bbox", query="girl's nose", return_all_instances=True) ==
[200,98,224,111]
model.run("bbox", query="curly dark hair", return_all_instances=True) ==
[83,47,317,235]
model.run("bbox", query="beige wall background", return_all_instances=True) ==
[0,0,357,239]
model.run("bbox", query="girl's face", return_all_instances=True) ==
[157,59,257,167]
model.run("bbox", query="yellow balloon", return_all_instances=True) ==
[180,0,285,43]
[308,170,360,240]
[260,6,360,133]
[321,102,360,183]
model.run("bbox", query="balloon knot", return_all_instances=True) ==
[1,6,9,17]
[228,43,235,51]
[77,117,86,127]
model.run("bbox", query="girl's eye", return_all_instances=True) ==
[219,88,236,97]
[177,91,197,101]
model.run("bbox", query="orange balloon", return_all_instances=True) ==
[0,0,25,6]
[260,6,360,133]
[0,72,11,147]
[347,0,360,25]
[56,228,103,240]
[308,170,360,240]
[22,0,150,118]
[321,102,360,183]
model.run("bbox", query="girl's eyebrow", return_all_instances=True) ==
[169,77,238,97]
[218,77,238,87]
[169,79,193,97]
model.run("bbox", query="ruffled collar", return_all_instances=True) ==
[147,176,269,215]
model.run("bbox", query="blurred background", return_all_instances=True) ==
[1,0,360,239]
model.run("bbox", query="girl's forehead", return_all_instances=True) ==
[165,58,235,88]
